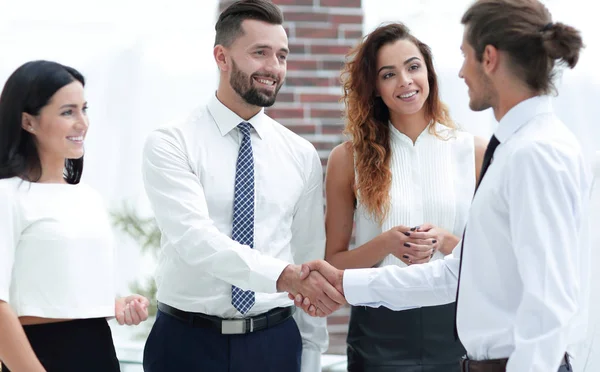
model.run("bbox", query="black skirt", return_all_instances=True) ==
[347,303,465,372]
[2,317,120,372]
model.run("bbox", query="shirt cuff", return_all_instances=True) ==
[343,268,378,305]
[255,256,291,294]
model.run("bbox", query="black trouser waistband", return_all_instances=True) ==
[157,302,295,335]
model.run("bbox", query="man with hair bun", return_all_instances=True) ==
[294,1,592,371]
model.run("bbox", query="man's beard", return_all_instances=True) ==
[469,69,494,112]
[230,60,282,107]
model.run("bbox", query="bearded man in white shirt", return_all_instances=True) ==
[140,1,344,371]
[293,1,592,371]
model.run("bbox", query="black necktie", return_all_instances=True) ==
[454,135,500,339]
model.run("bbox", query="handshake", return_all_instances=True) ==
[275,223,448,317]
[276,260,346,318]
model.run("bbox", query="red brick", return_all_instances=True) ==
[311,44,353,55]
[322,60,346,71]
[274,0,314,5]
[287,60,319,71]
[330,77,344,87]
[320,0,361,6]
[287,125,317,135]
[285,76,331,87]
[276,92,295,103]
[289,42,307,54]
[311,108,343,119]
[266,107,304,119]
[295,27,338,39]
[327,315,351,325]
[344,29,363,39]
[285,12,329,23]
[312,141,337,151]
[330,14,363,24]
[326,332,348,355]
[299,93,341,103]
[322,124,345,135]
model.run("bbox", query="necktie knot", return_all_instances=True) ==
[475,134,501,192]
[238,122,252,138]
[486,135,500,158]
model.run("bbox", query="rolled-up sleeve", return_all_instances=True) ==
[142,129,289,294]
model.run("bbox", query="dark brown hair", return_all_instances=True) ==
[342,23,454,223]
[461,0,584,94]
[0,61,85,184]
[215,0,284,47]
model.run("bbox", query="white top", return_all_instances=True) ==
[141,93,327,371]
[344,96,592,372]
[354,123,475,266]
[0,177,115,318]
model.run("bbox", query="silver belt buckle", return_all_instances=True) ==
[221,318,253,334]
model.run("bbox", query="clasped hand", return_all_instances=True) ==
[115,294,150,326]
[384,224,443,265]
[283,260,346,317]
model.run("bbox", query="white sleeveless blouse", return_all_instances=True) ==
[353,123,475,267]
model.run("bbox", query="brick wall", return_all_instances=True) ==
[219,0,364,355]
[266,0,362,168]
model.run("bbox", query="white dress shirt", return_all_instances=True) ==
[344,96,592,372]
[0,177,115,318]
[142,94,327,370]
[354,123,475,266]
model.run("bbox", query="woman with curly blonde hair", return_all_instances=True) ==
[325,23,487,371]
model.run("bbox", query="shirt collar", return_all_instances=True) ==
[207,93,269,140]
[494,95,553,143]
[388,120,440,146]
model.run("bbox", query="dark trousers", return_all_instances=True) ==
[2,318,120,372]
[143,309,302,372]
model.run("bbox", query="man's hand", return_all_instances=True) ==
[277,263,345,317]
[286,260,346,317]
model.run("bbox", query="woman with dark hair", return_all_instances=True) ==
[0,60,149,372]
[324,23,487,371]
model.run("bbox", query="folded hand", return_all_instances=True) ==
[115,294,150,326]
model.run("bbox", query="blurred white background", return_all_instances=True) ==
[1,0,598,370]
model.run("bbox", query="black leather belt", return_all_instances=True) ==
[460,353,569,372]
[157,302,295,335]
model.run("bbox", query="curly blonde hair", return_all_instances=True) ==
[342,23,456,223]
